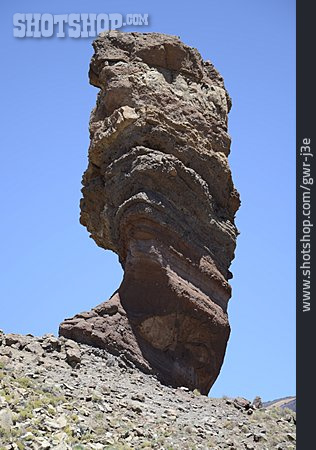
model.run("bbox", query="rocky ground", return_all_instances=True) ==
[0,331,295,449]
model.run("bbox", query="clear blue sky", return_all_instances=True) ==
[0,1,295,401]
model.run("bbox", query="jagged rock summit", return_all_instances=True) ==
[59,31,240,395]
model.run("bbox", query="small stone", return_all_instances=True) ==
[42,336,61,352]
[233,397,251,410]
[53,445,71,450]
[287,433,296,441]
[104,432,114,445]
[245,444,255,450]
[24,372,39,379]
[37,439,51,449]
[252,396,262,409]
[0,355,10,366]
[45,414,68,430]
[22,431,35,440]
[169,167,178,177]
[0,396,8,408]
[25,341,44,355]
[253,433,266,442]
[133,427,144,436]
[128,402,143,414]
[0,408,13,431]
[0,346,12,358]
[206,416,217,424]
[64,340,81,367]
[131,393,145,402]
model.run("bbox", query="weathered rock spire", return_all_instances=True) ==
[59,31,240,394]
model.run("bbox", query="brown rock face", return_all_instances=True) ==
[59,31,240,395]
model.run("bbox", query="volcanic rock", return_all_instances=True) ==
[59,31,240,394]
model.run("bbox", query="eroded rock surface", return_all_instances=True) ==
[59,31,240,394]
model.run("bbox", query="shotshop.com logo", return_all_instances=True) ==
[13,13,149,38]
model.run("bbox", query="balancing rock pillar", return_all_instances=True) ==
[59,31,240,395]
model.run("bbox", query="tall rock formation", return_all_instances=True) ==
[59,31,240,395]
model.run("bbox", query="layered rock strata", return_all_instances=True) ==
[59,31,240,395]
